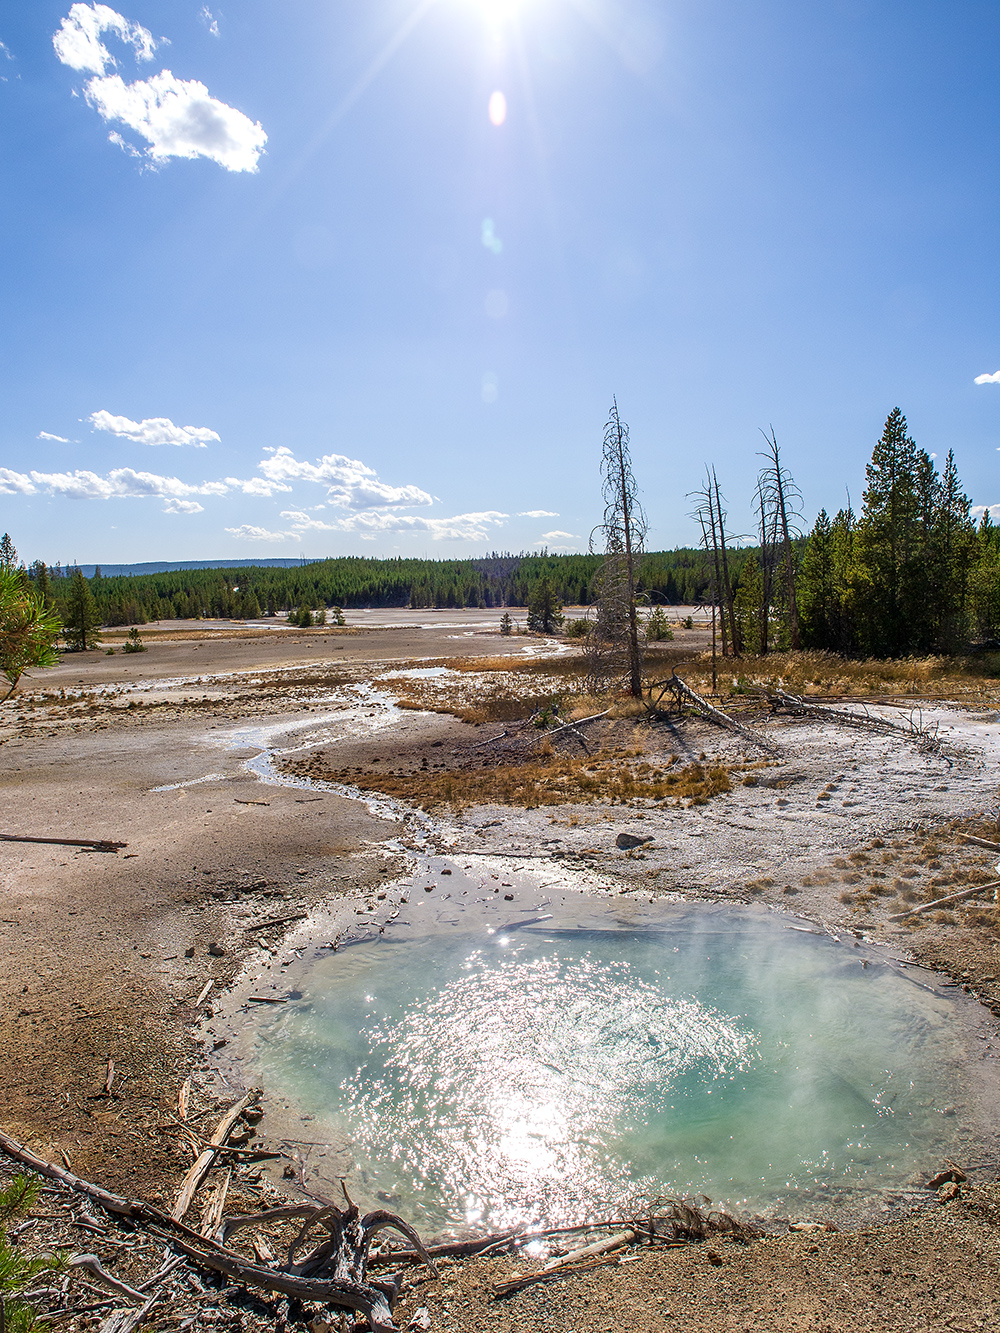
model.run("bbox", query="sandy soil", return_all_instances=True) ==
[3,619,1000,1331]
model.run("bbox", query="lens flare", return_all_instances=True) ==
[488,90,507,125]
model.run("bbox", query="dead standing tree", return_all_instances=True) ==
[586,399,647,697]
[689,469,740,668]
[757,428,803,651]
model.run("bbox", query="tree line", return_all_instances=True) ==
[17,548,752,628]
[4,405,995,663]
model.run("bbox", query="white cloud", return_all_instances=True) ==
[225,525,299,543]
[975,371,1000,385]
[518,509,559,518]
[54,5,266,173]
[200,7,220,38]
[163,498,203,514]
[540,530,580,542]
[27,466,227,503]
[90,409,220,447]
[53,3,156,75]
[260,447,433,509]
[38,431,71,443]
[0,468,36,495]
[281,508,507,542]
[971,504,1000,520]
[224,475,292,497]
[83,70,266,172]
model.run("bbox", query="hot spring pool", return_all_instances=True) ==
[228,893,995,1231]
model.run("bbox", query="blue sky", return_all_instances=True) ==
[1,0,998,564]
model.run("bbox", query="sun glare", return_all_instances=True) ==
[488,89,507,125]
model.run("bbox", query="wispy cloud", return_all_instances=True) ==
[38,431,71,443]
[0,464,227,509]
[280,508,508,542]
[199,6,220,38]
[975,371,1000,385]
[540,530,580,542]
[518,509,559,518]
[163,499,204,514]
[260,447,433,509]
[225,524,299,542]
[53,4,266,172]
[224,475,291,497]
[90,409,220,447]
[53,3,157,74]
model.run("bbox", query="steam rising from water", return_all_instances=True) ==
[239,899,986,1230]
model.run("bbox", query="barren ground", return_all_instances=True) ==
[3,615,1000,1332]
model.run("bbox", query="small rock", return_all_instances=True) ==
[282,1163,297,1179]
[405,1310,431,1332]
[926,1166,967,1189]
[705,1250,723,1265]
[440,868,452,876]
[616,833,653,850]
[504,893,514,900]
[937,1181,961,1201]
[207,942,225,957]
[184,946,196,958]
[213,1038,228,1050]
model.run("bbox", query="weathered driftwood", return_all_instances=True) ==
[957,833,1000,853]
[0,834,126,852]
[246,912,307,932]
[171,1089,260,1222]
[0,1128,438,1333]
[887,878,1000,920]
[770,689,948,756]
[66,1256,145,1302]
[542,1227,637,1270]
[647,672,783,757]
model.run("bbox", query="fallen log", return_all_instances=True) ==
[0,1128,437,1333]
[648,673,783,757]
[887,878,1000,920]
[0,834,126,852]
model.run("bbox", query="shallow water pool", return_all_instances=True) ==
[235,895,992,1231]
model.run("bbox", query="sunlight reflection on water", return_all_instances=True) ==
[240,901,984,1230]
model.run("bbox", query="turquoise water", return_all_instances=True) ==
[240,900,980,1230]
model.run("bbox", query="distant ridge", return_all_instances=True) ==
[73,557,319,578]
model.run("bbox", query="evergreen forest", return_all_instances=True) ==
[15,408,1000,660]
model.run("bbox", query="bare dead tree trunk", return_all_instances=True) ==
[587,399,647,697]
[704,482,728,659]
[712,468,739,655]
[756,481,774,656]
[757,428,803,651]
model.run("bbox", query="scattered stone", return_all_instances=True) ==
[616,833,654,850]
[207,942,225,957]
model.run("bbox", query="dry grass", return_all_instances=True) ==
[678,649,1000,701]
[284,747,735,812]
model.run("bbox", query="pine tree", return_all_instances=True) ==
[854,408,924,655]
[527,578,563,633]
[62,569,102,651]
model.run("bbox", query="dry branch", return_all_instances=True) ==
[171,1089,259,1221]
[957,834,1000,853]
[887,879,1000,920]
